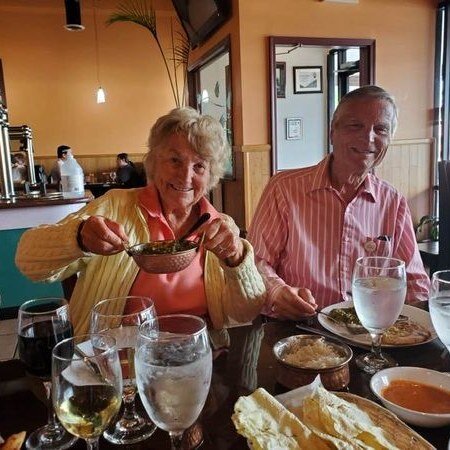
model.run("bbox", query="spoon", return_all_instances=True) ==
[123,212,211,256]
[178,212,211,242]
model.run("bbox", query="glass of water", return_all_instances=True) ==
[429,270,450,354]
[352,256,407,374]
[90,296,156,445]
[135,315,212,450]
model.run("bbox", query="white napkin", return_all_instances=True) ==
[276,375,322,413]
[61,341,105,386]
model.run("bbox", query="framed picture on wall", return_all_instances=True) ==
[276,62,286,98]
[286,117,303,140]
[293,66,323,94]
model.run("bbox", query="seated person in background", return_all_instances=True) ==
[16,107,266,337]
[248,85,430,320]
[49,145,71,184]
[116,153,143,187]
[11,153,27,183]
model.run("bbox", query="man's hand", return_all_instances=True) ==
[271,285,318,320]
[78,216,128,255]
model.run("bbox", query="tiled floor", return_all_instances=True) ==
[0,319,18,361]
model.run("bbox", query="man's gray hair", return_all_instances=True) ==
[144,107,230,190]
[332,85,398,135]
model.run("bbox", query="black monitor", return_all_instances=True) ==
[171,0,231,48]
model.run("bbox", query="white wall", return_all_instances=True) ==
[276,46,328,171]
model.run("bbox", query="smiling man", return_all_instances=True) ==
[248,85,430,320]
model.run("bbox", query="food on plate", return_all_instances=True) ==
[232,387,397,450]
[327,307,431,345]
[381,379,450,414]
[0,431,26,450]
[281,338,347,369]
[381,321,431,345]
[131,240,197,255]
[232,388,330,450]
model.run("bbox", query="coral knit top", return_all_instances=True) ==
[129,183,219,316]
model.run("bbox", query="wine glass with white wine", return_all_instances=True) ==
[52,333,123,450]
[135,315,212,450]
[429,270,450,354]
[352,256,407,374]
[90,296,156,444]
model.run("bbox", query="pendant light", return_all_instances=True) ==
[93,0,105,103]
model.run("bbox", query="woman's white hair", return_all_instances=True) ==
[144,107,230,190]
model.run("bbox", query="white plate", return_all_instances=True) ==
[318,301,437,348]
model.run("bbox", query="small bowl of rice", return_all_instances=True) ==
[273,335,353,390]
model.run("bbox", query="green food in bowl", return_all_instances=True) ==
[132,240,197,255]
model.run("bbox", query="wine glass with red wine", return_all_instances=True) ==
[17,297,77,449]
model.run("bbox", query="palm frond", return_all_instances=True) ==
[171,31,190,67]
[107,0,157,39]
[107,0,190,107]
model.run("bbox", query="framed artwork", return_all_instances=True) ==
[286,117,303,140]
[293,66,323,94]
[275,62,286,98]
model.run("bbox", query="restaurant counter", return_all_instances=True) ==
[0,319,449,449]
[0,193,92,313]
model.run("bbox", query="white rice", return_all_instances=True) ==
[282,339,346,369]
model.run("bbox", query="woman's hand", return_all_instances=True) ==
[78,216,128,255]
[271,286,318,320]
[197,214,244,267]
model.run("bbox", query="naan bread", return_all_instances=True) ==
[232,388,331,449]
[381,320,431,345]
[0,432,26,450]
[232,387,398,450]
[300,387,397,450]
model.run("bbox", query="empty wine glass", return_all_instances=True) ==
[352,256,407,374]
[429,270,450,354]
[135,315,212,450]
[17,297,77,449]
[52,333,123,450]
[90,296,156,444]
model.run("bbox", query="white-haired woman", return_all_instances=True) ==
[16,108,266,338]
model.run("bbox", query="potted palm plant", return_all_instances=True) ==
[107,0,190,107]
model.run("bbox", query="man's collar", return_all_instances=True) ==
[308,155,377,202]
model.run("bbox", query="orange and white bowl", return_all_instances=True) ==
[370,366,450,428]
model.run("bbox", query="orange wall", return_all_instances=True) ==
[0,0,182,157]
[237,0,436,144]
[189,0,437,147]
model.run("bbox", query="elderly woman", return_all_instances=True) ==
[16,108,266,337]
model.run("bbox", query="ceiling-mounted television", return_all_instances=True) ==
[171,0,231,48]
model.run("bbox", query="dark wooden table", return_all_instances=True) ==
[1,319,449,449]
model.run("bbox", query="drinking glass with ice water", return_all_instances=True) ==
[429,270,450,354]
[352,256,407,374]
[135,315,212,450]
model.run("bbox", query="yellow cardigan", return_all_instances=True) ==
[15,188,266,336]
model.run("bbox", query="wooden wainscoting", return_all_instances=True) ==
[240,144,271,230]
[376,138,434,224]
[35,153,147,181]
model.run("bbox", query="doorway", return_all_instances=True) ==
[269,37,375,174]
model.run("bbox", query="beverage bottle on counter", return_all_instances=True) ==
[60,154,85,198]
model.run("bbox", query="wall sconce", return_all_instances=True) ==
[64,0,85,31]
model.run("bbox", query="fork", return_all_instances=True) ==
[317,310,368,334]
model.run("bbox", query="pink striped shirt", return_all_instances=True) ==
[248,156,430,312]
